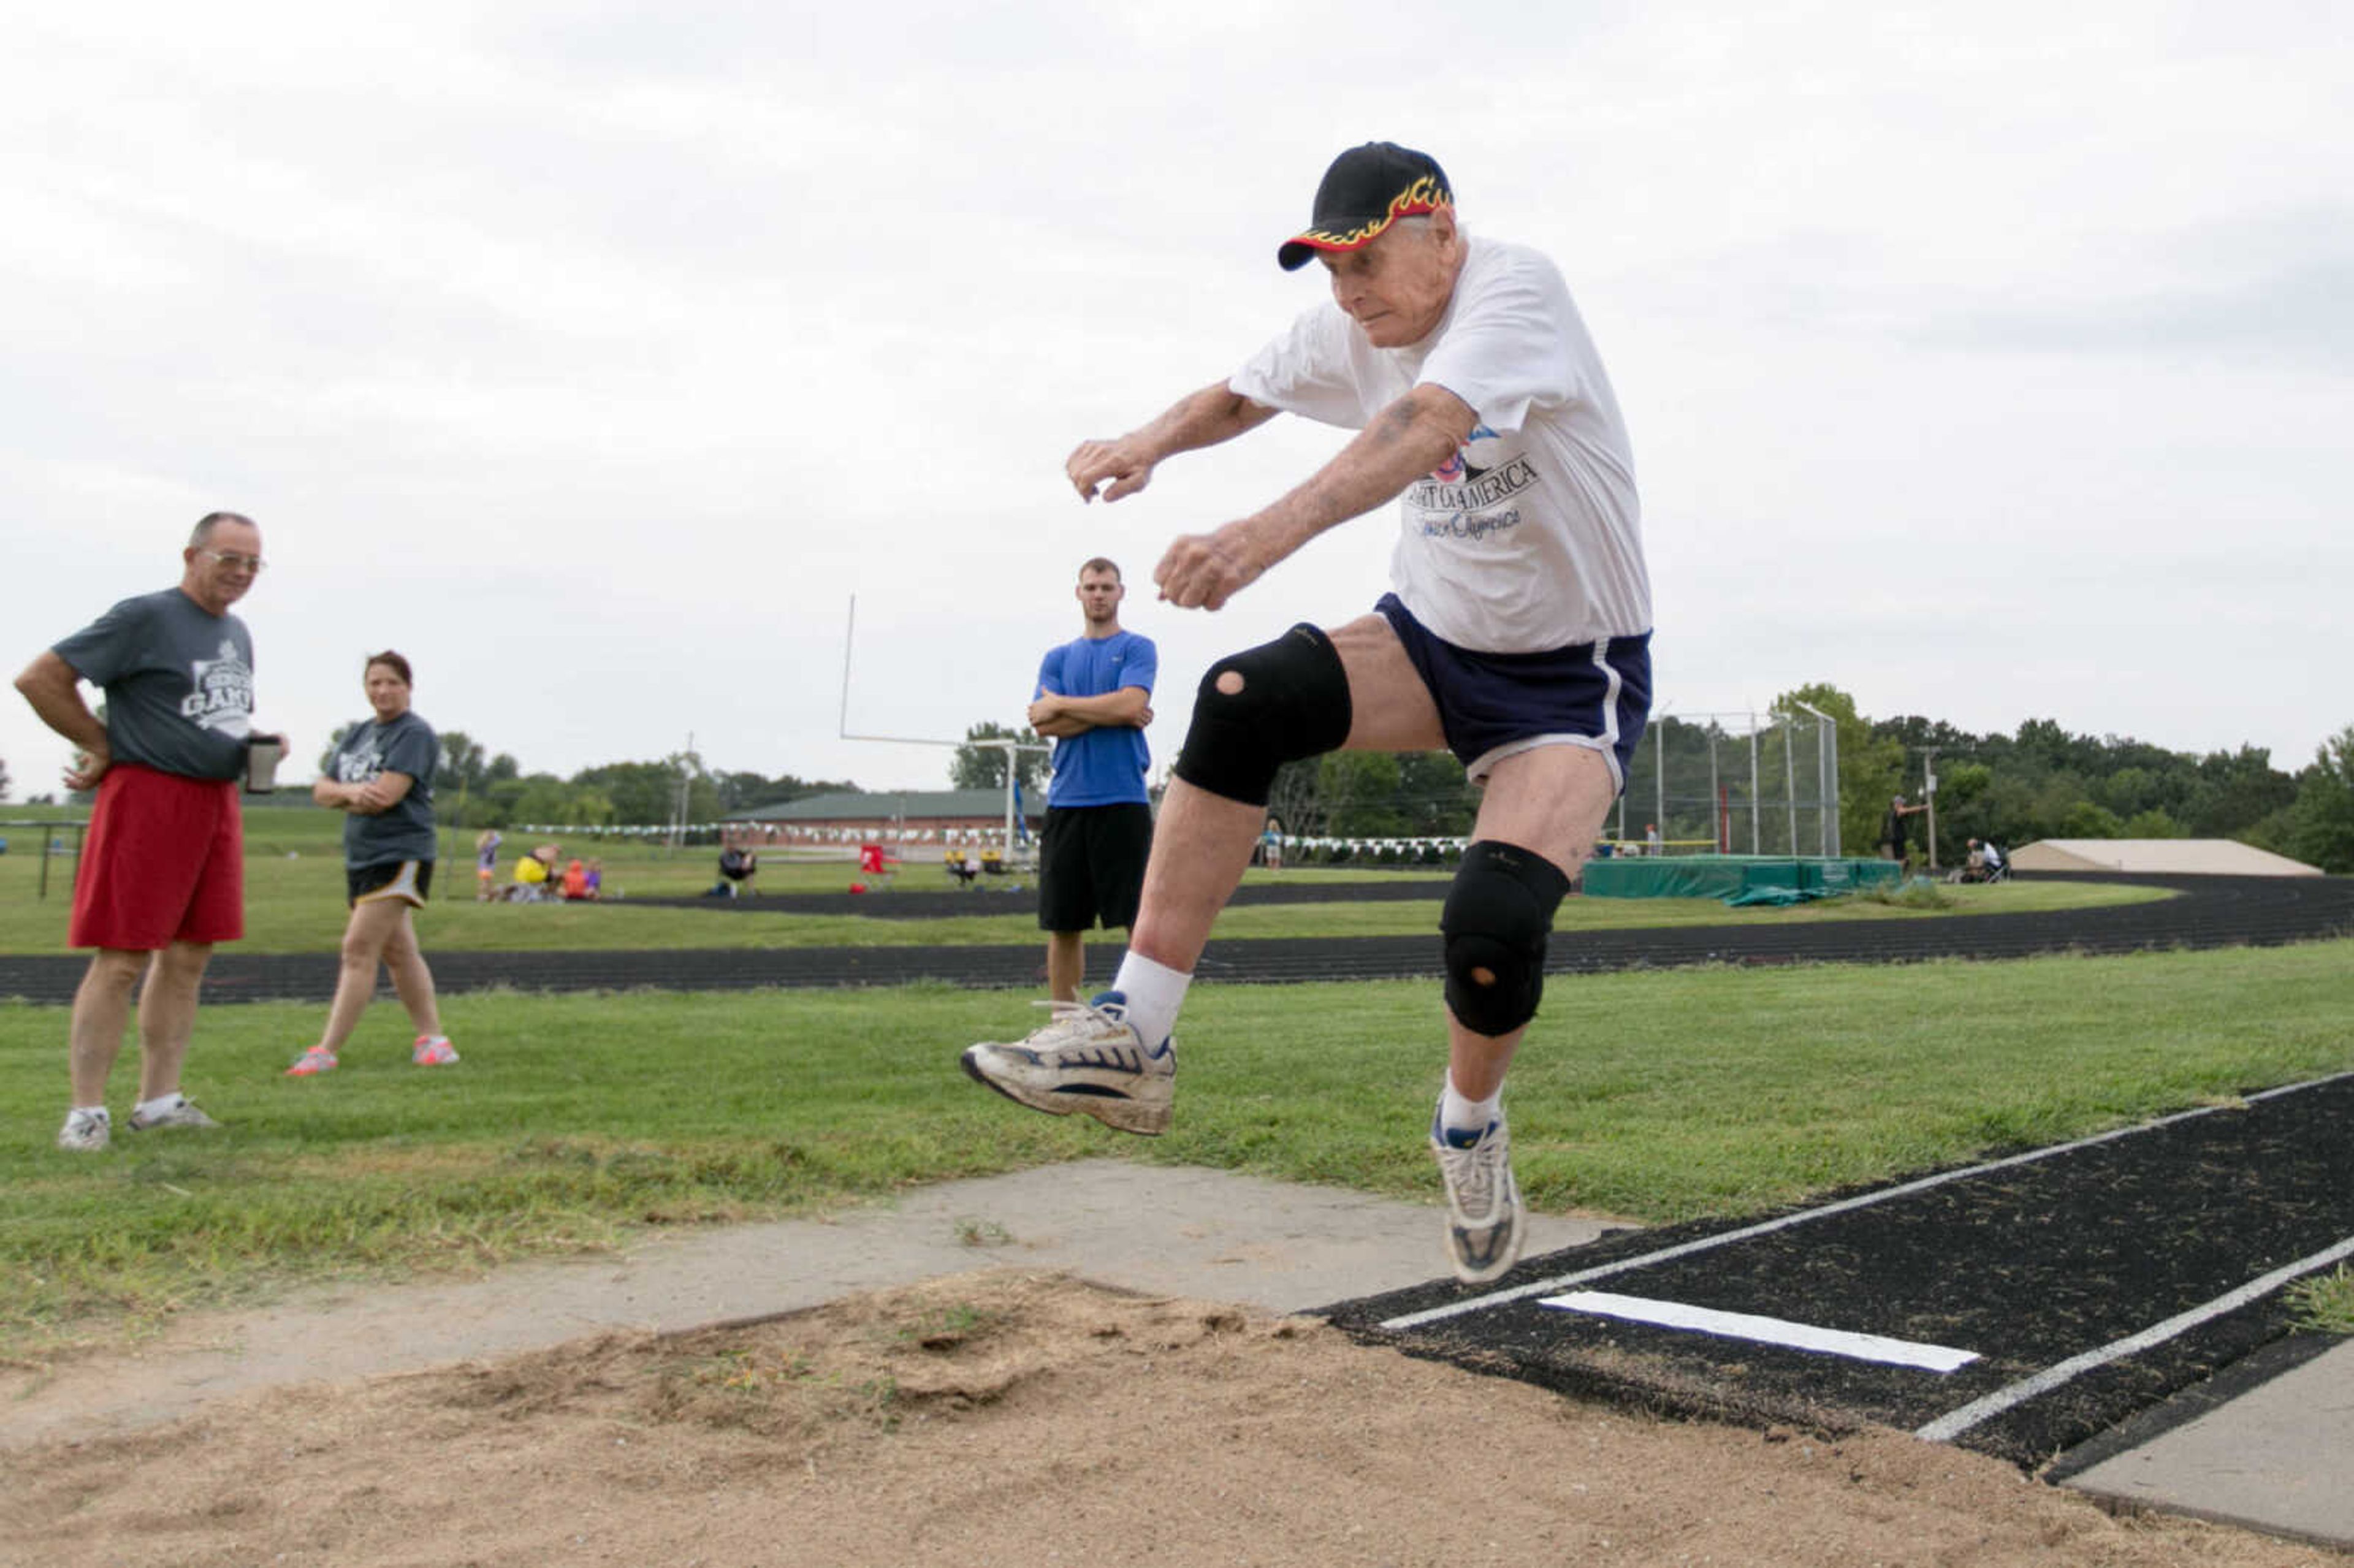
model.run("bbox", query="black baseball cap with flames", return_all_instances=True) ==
[1276,142,1454,271]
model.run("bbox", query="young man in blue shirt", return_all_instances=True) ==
[1027,558,1157,1003]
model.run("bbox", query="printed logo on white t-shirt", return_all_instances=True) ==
[1409,424,1540,542]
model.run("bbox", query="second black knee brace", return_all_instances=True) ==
[1171,623,1352,806]
[1442,840,1571,1037]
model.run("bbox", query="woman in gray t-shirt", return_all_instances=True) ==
[286,652,459,1076]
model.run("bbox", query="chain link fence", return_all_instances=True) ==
[1614,708,1843,858]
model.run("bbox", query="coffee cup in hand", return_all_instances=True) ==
[245,735,285,793]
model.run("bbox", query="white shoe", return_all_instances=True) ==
[57,1107,110,1152]
[961,991,1176,1136]
[1431,1106,1526,1285]
[128,1095,223,1133]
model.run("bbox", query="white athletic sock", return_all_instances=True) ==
[1107,952,1190,1047]
[71,1105,109,1122]
[134,1092,184,1119]
[1438,1076,1502,1143]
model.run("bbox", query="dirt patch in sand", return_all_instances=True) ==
[4,1269,2336,1568]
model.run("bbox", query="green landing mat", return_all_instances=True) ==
[1580,854,1904,904]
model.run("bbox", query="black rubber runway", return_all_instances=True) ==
[1,871,2347,1006]
[1324,1071,2354,1471]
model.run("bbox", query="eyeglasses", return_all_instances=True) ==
[202,550,266,573]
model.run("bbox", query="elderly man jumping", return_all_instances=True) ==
[962,143,1654,1284]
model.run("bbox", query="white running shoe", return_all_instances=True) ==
[128,1095,223,1133]
[1431,1106,1526,1285]
[961,991,1176,1136]
[57,1107,110,1152]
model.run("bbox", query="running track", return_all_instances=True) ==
[0,871,2347,1006]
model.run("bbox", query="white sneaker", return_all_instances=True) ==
[1431,1106,1526,1285]
[128,1095,223,1133]
[57,1107,110,1152]
[961,991,1176,1136]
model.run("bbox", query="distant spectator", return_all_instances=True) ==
[1882,795,1927,866]
[584,858,604,899]
[474,829,501,901]
[1645,822,1662,856]
[718,844,756,897]
[1964,837,2006,883]
[561,858,590,900]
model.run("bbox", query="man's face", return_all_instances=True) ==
[1319,213,1461,349]
[182,519,264,614]
[1077,569,1124,625]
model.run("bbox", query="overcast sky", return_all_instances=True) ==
[4,1,2347,805]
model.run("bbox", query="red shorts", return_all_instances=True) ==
[69,763,245,950]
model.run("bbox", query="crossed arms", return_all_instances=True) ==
[316,772,414,815]
[1029,686,1151,740]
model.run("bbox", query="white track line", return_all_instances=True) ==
[1378,1070,2354,1333]
[1913,1233,2354,1442]
[1542,1292,1979,1372]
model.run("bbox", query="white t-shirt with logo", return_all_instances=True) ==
[1229,234,1650,653]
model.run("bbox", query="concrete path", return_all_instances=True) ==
[2062,1338,2354,1550]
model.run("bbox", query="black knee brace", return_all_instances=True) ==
[1442,840,1571,1037]
[1171,623,1352,806]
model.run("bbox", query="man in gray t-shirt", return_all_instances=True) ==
[49,589,254,780]
[13,511,279,1153]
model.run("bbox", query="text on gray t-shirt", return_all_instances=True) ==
[330,710,440,866]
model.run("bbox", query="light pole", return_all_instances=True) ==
[1911,745,1943,870]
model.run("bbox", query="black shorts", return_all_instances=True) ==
[1038,803,1152,933]
[348,859,432,908]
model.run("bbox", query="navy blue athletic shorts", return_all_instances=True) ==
[1376,593,1652,789]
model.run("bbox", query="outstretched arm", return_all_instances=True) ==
[1154,381,1477,611]
[1067,382,1279,504]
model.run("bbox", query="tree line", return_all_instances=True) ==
[410,733,859,830]
[15,695,2350,873]
[952,696,2354,873]
[1782,687,2353,873]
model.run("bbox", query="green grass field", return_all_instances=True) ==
[4,809,2345,1360]
[4,936,2351,1362]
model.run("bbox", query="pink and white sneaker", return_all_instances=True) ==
[285,1046,338,1077]
[412,1035,460,1067]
